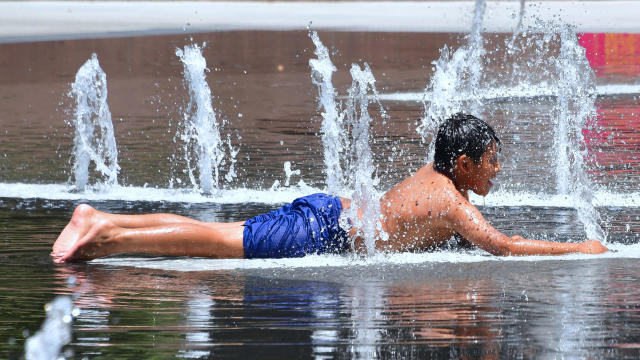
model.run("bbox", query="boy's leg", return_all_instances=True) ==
[55,219,245,263]
[52,204,239,257]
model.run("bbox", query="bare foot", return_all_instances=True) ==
[52,204,97,260]
[577,239,609,254]
[57,219,122,263]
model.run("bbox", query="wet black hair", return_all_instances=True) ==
[433,113,501,176]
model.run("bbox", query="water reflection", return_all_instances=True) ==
[532,262,602,358]
[384,277,501,358]
[310,289,340,360]
[347,280,384,358]
[38,259,640,358]
[178,289,214,359]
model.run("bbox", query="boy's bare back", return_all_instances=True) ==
[380,164,462,252]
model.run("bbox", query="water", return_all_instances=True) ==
[24,296,74,360]
[69,53,119,191]
[419,0,604,241]
[309,30,345,195]
[508,0,527,46]
[554,25,606,241]
[310,32,388,252]
[282,160,300,187]
[343,63,388,254]
[1,26,640,358]
[175,43,231,193]
[419,28,486,156]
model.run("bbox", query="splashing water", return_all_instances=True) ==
[488,23,605,241]
[417,1,604,240]
[283,161,301,187]
[309,31,347,195]
[224,134,239,183]
[509,0,527,47]
[554,25,605,241]
[419,0,487,156]
[309,33,389,253]
[344,63,389,254]
[469,0,487,96]
[69,53,119,191]
[176,43,230,194]
[470,0,486,50]
[24,296,74,360]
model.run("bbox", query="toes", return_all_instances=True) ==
[61,238,88,262]
[51,251,67,263]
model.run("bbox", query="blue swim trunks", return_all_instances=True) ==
[243,193,350,259]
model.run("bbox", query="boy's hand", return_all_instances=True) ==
[577,240,609,254]
[511,236,608,255]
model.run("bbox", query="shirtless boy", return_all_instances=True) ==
[51,113,608,263]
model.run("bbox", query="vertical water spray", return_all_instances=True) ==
[309,31,346,195]
[344,63,388,254]
[283,161,301,187]
[419,45,462,145]
[309,33,387,253]
[176,43,227,194]
[70,53,119,191]
[509,0,527,45]
[418,0,487,155]
[469,0,487,95]
[470,0,487,48]
[554,26,605,241]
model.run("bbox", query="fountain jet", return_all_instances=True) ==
[310,33,389,253]
[418,0,487,158]
[176,43,229,194]
[554,26,605,241]
[309,31,347,195]
[69,53,119,191]
[343,63,389,254]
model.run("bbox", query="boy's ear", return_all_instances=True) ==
[455,154,471,173]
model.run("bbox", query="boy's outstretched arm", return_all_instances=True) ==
[446,196,608,256]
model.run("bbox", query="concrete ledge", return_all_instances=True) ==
[2,1,640,43]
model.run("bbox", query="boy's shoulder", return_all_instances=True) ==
[385,164,466,215]
[412,164,463,199]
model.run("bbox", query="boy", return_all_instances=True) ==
[51,113,608,262]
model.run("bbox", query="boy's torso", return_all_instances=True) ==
[377,164,462,252]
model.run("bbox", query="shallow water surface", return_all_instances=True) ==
[1,30,640,358]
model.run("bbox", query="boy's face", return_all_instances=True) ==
[467,142,501,196]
